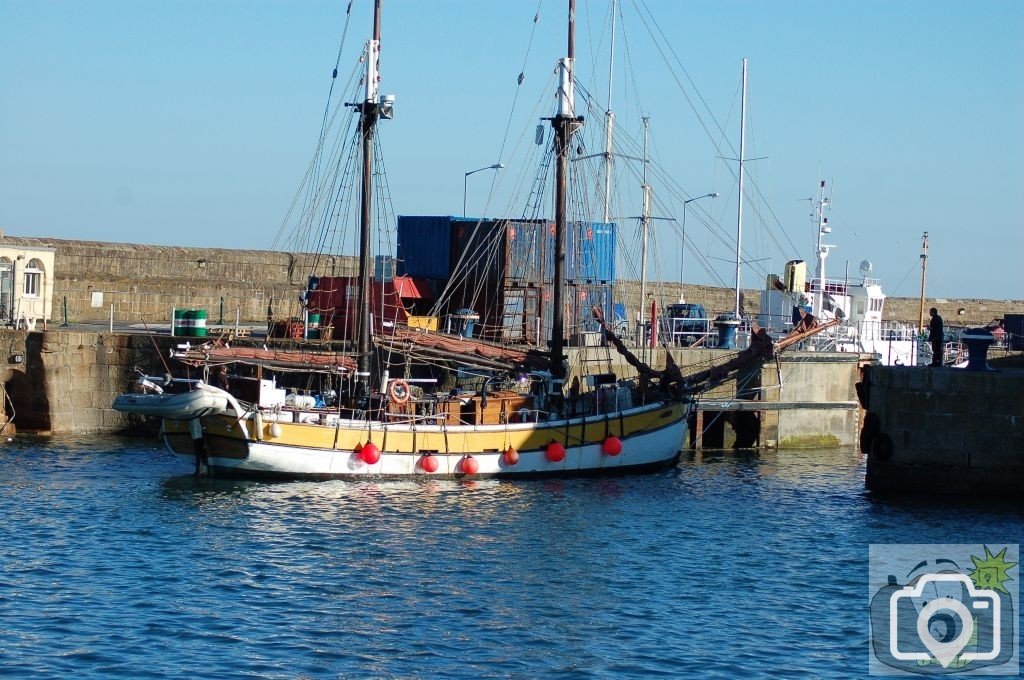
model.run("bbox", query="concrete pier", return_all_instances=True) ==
[863,365,1024,495]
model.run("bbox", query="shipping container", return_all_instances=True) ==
[398,215,616,285]
[566,221,616,283]
[477,282,613,346]
[304,275,428,341]
[394,216,615,345]
[306,276,360,341]
[396,216,454,279]
[505,219,547,284]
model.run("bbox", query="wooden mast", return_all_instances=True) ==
[549,0,581,382]
[356,0,383,391]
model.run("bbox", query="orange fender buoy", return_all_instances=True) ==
[461,456,479,475]
[546,441,566,463]
[419,454,439,473]
[602,436,622,456]
[503,447,519,466]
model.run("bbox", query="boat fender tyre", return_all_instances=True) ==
[870,432,893,462]
[388,379,410,404]
[860,412,880,454]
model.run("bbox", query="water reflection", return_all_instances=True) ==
[1,434,1019,678]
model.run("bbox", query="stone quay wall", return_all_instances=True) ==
[2,236,357,327]
[3,236,1019,330]
[863,366,1024,495]
[2,329,172,434]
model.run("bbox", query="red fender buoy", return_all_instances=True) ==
[546,441,566,463]
[602,436,622,456]
[360,442,380,465]
[503,447,520,466]
[419,454,439,473]
[461,456,479,475]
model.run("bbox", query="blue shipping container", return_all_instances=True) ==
[544,221,617,283]
[396,216,454,280]
[505,220,547,284]
[566,221,616,283]
[398,215,616,285]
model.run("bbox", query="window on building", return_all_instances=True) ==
[23,258,43,298]
[0,258,11,318]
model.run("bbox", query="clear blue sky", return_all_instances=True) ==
[1,0,1021,300]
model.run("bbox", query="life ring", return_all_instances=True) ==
[388,379,411,404]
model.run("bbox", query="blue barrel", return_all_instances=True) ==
[307,313,321,340]
[714,316,740,349]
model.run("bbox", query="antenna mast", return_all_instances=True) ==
[733,59,747,317]
[813,180,833,317]
[601,0,617,223]
[638,117,651,331]
[918,231,929,331]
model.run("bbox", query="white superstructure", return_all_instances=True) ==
[758,182,922,365]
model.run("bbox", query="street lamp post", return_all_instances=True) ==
[463,163,504,217]
[679,192,718,302]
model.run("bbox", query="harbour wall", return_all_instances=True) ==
[1,329,161,434]
[3,236,1021,329]
[863,366,1024,495]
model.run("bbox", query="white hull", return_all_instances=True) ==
[163,401,689,479]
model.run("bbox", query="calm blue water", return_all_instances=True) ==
[0,436,1019,678]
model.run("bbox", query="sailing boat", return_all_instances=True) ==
[115,0,691,479]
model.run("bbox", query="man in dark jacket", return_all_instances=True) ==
[928,307,944,366]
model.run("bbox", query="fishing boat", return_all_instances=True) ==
[117,0,691,479]
[758,181,922,365]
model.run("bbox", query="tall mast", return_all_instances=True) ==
[733,58,747,318]
[601,0,617,223]
[356,0,383,389]
[813,180,832,317]
[550,0,581,381]
[918,231,929,331]
[638,117,651,330]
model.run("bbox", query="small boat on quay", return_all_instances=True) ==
[115,0,692,480]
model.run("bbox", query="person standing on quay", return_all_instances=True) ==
[928,307,944,367]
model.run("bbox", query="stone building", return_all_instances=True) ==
[0,231,55,329]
